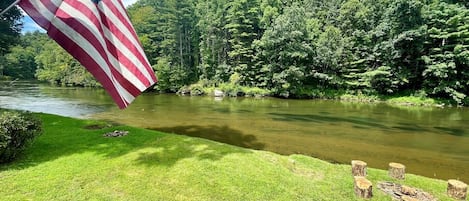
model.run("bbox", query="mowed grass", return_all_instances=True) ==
[0,113,453,200]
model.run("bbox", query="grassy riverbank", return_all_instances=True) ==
[0,113,454,200]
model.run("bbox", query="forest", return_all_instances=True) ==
[1,0,469,104]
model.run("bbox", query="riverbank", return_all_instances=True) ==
[177,83,450,107]
[0,113,456,200]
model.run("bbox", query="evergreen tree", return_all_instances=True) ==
[421,1,469,104]
[255,4,313,96]
[0,0,22,77]
[224,0,261,86]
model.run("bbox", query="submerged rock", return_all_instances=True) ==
[214,89,224,97]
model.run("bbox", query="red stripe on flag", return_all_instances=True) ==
[95,11,153,86]
[19,0,157,108]
[47,26,129,108]
[53,6,141,98]
[101,0,156,80]
[39,0,58,16]
[18,0,51,30]
[59,1,151,88]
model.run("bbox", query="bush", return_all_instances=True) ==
[177,84,206,96]
[0,111,42,163]
[243,87,271,97]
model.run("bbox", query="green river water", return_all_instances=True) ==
[1,81,468,182]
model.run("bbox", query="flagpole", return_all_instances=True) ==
[0,0,21,16]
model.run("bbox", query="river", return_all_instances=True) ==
[1,81,468,182]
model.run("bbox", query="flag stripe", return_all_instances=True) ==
[98,1,155,81]
[20,0,52,29]
[60,1,149,91]
[39,0,59,15]
[49,26,133,108]
[104,0,146,61]
[51,7,141,99]
[47,18,138,105]
[19,0,157,109]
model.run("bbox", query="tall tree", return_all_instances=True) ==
[421,1,469,104]
[129,0,199,92]
[224,0,261,86]
[196,0,230,83]
[0,0,22,77]
[255,4,313,96]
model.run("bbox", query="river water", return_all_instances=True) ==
[1,81,468,182]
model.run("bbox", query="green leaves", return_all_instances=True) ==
[4,0,469,104]
[420,1,469,104]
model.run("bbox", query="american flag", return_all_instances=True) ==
[19,0,157,109]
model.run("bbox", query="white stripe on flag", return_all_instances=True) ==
[98,1,154,82]
[62,1,148,91]
[50,13,136,104]
[19,0,157,108]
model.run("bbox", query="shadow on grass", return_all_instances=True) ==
[0,113,256,171]
[147,125,265,150]
[135,125,264,167]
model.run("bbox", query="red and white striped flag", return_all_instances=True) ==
[19,0,157,109]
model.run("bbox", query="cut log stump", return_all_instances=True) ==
[447,179,467,200]
[351,160,367,177]
[389,162,405,180]
[354,176,373,199]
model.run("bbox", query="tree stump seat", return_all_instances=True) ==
[351,160,367,177]
[354,176,373,199]
[389,162,405,180]
[447,179,467,200]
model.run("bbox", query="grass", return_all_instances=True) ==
[0,113,455,200]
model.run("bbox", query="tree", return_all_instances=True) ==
[35,41,98,87]
[129,0,199,92]
[224,0,261,86]
[2,32,48,79]
[254,4,313,96]
[0,0,22,77]
[196,0,230,82]
[421,1,469,104]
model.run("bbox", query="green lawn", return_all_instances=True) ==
[0,113,454,200]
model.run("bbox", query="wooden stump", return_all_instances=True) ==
[447,179,467,200]
[389,162,405,180]
[354,176,373,199]
[351,160,367,177]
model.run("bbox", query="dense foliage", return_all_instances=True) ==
[0,111,42,163]
[3,0,469,104]
[0,0,22,78]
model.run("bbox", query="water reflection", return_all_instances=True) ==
[0,81,108,118]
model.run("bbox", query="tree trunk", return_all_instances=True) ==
[351,160,367,177]
[179,27,183,68]
[389,162,405,180]
[447,179,467,200]
[354,176,373,199]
